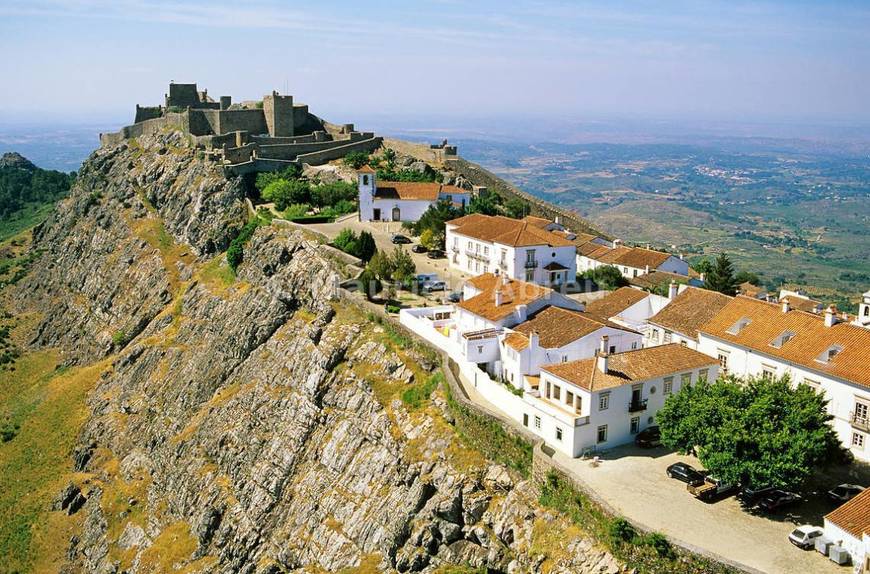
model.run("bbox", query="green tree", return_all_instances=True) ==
[343,151,370,169]
[580,265,628,290]
[390,247,416,286]
[658,375,843,489]
[367,251,394,281]
[409,200,463,238]
[694,258,714,276]
[333,228,359,255]
[504,197,530,219]
[262,179,310,210]
[467,192,501,215]
[734,270,761,286]
[358,268,381,300]
[705,253,738,296]
[356,231,377,262]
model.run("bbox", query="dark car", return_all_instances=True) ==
[666,462,705,486]
[739,485,775,505]
[635,426,662,448]
[426,249,446,259]
[756,489,802,512]
[827,484,865,504]
[447,291,462,303]
[411,244,428,253]
[391,234,412,244]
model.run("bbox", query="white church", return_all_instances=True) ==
[357,166,471,222]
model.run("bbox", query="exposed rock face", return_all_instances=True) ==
[10,132,623,574]
[0,151,37,170]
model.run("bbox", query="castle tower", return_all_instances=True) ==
[855,290,870,328]
[263,90,294,137]
[357,165,376,221]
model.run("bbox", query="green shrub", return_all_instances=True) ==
[401,372,443,409]
[283,203,310,219]
[344,151,371,169]
[609,517,637,544]
[262,179,310,210]
[385,304,401,314]
[111,330,127,347]
[644,532,674,559]
[226,219,263,271]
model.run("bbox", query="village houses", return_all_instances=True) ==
[823,487,870,572]
[584,286,671,335]
[577,239,690,280]
[445,213,578,287]
[357,166,471,222]
[645,285,733,350]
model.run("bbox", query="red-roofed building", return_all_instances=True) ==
[358,168,470,222]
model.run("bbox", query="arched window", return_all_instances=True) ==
[362,175,369,186]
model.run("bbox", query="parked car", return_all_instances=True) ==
[827,484,865,504]
[739,485,775,505]
[391,234,412,244]
[447,291,462,303]
[687,476,738,501]
[756,489,802,512]
[426,249,446,259]
[634,426,661,448]
[788,525,824,549]
[666,462,705,486]
[415,273,439,285]
[411,244,428,253]
[425,280,448,292]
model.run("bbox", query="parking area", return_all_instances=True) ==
[553,445,868,574]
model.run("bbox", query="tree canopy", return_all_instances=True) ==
[657,375,843,489]
[579,265,628,290]
[704,253,739,296]
[407,200,462,240]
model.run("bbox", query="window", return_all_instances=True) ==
[633,269,638,277]
[609,345,616,354]
[476,345,483,355]
[523,413,529,427]
[525,269,534,282]
[546,381,551,399]
[681,373,691,388]
[534,415,541,430]
[575,396,582,414]
[855,402,869,425]
[553,385,561,401]
[597,425,608,443]
[817,345,843,364]
[651,329,660,342]
[801,378,820,393]
[555,427,563,441]
[527,249,536,263]
[631,341,638,350]
[717,351,729,374]
[680,340,688,347]
[566,390,574,405]
[771,330,796,348]
[699,368,709,381]
[663,376,673,396]
[362,175,369,185]
[761,364,776,379]
[599,393,610,411]
[484,246,489,256]
[561,354,568,363]
[630,417,640,434]
[726,317,751,335]
[852,433,865,449]
[663,331,672,343]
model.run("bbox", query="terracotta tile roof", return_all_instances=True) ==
[580,244,676,270]
[649,287,732,339]
[629,270,691,290]
[825,487,870,538]
[447,213,574,248]
[738,282,766,299]
[505,306,633,350]
[458,273,552,322]
[542,344,717,391]
[542,261,568,271]
[585,287,649,319]
[570,232,599,246]
[357,165,376,173]
[699,296,870,388]
[374,182,467,201]
[576,242,611,258]
[788,296,824,314]
[522,215,552,229]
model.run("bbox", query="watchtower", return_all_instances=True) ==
[263,91,294,137]
[165,82,200,108]
[357,165,376,221]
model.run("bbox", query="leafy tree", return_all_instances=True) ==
[226,219,263,271]
[409,200,463,238]
[390,247,416,286]
[580,265,628,290]
[0,159,74,227]
[356,231,377,262]
[419,228,437,250]
[504,197,530,219]
[254,165,301,194]
[283,203,310,219]
[705,253,738,296]
[262,179,310,210]
[358,268,381,300]
[734,270,761,286]
[367,251,394,281]
[693,258,714,276]
[333,228,359,255]
[343,151,370,169]
[310,181,357,207]
[658,375,843,489]
[376,168,438,183]
[467,192,501,215]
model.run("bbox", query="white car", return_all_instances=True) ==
[788,525,824,550]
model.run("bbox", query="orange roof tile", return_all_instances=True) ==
[374,182,467,201]
[825,487,870,538]
[699,296,870,388]
[649,287,732,339]
[506,306,634,350]
[580,244,676,270]
[447,213,574,248]
[458,273,552,322]
[357,165,376,173]
[585,287,649,319]
[542,344,717,391]
[629,270,691,290]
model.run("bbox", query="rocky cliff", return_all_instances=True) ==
[3,133,623,574]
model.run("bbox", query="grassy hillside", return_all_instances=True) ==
[0,153,75,242]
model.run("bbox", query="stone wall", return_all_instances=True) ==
[446,156,609,239]
[263,93,294,137]
[294,136,382,165]
[99,113,187,146]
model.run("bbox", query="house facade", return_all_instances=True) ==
[527,342,718,457]
[823,488,870,571]
[445,214,577,287]
[357,166,470,222]
[646,285,733,350]
[577,241,689,280]
[697,297,870,462]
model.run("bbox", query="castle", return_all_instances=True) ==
[100,82,382,174]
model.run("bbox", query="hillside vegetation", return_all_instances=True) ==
[0,152,75,241]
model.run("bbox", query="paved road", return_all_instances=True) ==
[555,445,848,574]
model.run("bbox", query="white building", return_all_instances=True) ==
[584,286,671,335]
[357,165,470,222]
[823,488,870,571]
[697,296,870,462]
[445,213,577,287]
[577,241,689,280]
[646,285,732,350]
[853,290,870,329]
[529,341,718,456]
[500,305,642,390]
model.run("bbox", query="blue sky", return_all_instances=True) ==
[1,0,869,126]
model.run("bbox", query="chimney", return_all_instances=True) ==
[494,289,503,307]
[668,281,679,300]
[501,273,509,287]
[529,330,539,350]
[644,265,650,275]
[516,304,528,322]
[781,298,790,313]
[597,336,610,373]
[824,305,838,327]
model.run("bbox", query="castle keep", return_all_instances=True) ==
[101,82,382,173]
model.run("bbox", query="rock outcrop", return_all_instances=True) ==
[8,131,624,574]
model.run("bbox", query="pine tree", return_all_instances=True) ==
[705,253,738,296]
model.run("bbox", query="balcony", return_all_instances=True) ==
[524,260,539,269]
[465,249,489,261]
[498,260,507,270]
[451,245,459,253]
[628,398,648,413]
[851,411,870,432]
